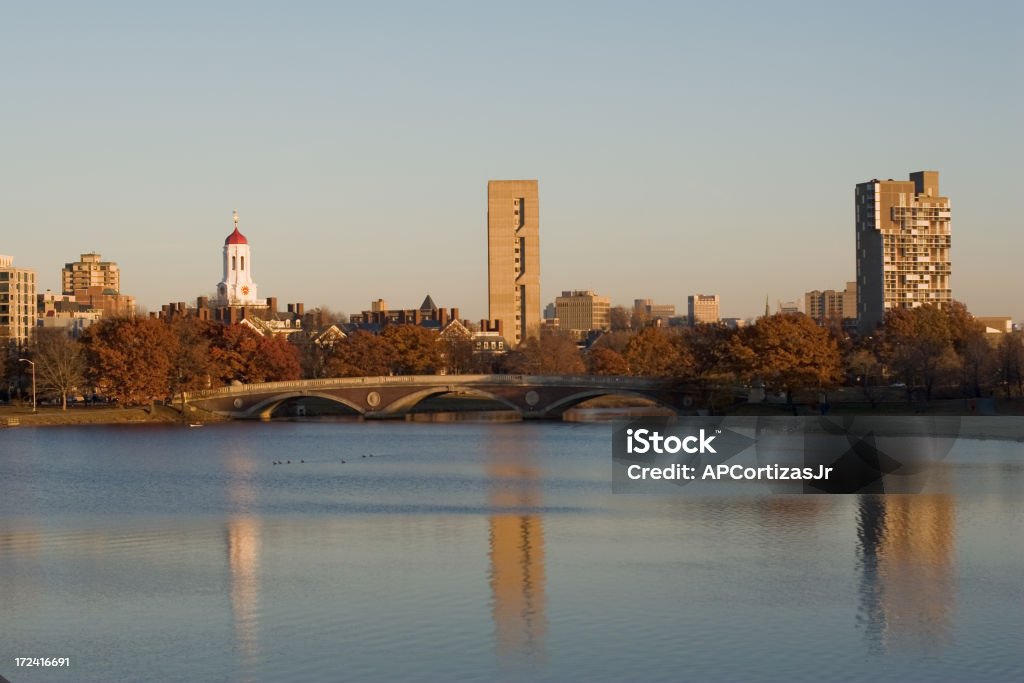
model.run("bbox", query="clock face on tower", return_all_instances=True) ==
[241,286,250,295]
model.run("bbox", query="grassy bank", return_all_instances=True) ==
[0,404,225,427]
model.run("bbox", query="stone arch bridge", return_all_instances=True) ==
[182,374,700,420]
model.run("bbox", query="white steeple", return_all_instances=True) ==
[217,210,263,306]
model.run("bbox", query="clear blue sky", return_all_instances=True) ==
[2,1,1021,321]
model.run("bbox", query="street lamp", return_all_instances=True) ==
[18,358,36,413]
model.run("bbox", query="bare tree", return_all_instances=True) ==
[33,328,87,410]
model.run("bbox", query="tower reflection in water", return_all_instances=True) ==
[857,484,956,652]
[225,450,262,671]
[487,441,547,666]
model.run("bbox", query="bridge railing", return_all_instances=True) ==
[182,374,676,401]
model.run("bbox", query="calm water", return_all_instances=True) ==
[1,421,1022,683]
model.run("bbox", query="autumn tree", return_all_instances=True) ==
[846,347,885,408]
[295,330,331,379]
[624,327,692,377]
[208,325,302,384]
[539,332,586,374]
[500,333,585,375]
[81,317,175,406]
[590,330,633,354]
[879,304,965,401]
[682,324,738,412]
[32,328,87,410]
[588,346,629,376]
[440,335,476,375]
[256,334,302,382]
[167,317,217,402]
[381,325,442,375]
[731,313,842,406]
[209,325,264,384]
[959,326,996,398]
[326,331,397,377]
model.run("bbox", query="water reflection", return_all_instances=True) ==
[487,449,547,666]
[224,449,262,675]
[857,486,956,652]
[0,527,43,611]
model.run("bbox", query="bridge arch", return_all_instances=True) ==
[540,389,678,418]
[376,386,523,417]
[245,391,366,419]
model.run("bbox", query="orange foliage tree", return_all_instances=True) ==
[731,313,842,405]
[81,317,175,406]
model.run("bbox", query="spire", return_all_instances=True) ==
[764,296,770,318]
[419,294,438,312]
[225,210,248,245]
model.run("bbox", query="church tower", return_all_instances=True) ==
[217,210,263,307]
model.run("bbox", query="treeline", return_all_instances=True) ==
[9,317,302,408]
[6,301,1024,409]
[583,302,1024,404]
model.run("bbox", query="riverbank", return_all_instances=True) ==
[0,404,225,427]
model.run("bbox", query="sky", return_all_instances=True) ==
[1,1,1021,322]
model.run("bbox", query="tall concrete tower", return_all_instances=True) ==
[855,171,951,332]
[488,180,540,347]
[217,210,263,307]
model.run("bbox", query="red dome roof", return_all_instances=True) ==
[225,227,248,245]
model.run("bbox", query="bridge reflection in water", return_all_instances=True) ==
[487,434,547,666]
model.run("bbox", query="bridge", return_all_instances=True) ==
[182,374,699,420]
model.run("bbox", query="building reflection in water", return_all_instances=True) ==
[224,451,262,671]
[487,445,547,666]
[857,485,956,652]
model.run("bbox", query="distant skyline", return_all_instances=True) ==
[2,2,1021,321]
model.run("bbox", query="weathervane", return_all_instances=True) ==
[233,209,239,229]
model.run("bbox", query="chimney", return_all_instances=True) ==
[296,303,304,317]
[267,297,278,315]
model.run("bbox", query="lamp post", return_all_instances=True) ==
[18,358,36,413]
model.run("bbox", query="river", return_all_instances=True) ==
[1,420,1022,682]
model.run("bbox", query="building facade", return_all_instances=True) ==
[61,252,120,294]
[856,171,952,332]
[634,299,676,326]
[555,290,610,337]
[805,281,856,325]
[487,180,540,347]
[687,294,720,325]
[0,255,37,347]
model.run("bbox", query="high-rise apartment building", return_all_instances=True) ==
[62,252,120,294]
[805,281,856,324]
[555,290,610,337]
[488,180,540,347]
[0,255,37,347]
[855,171,951,332]
[687,294,720,325]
